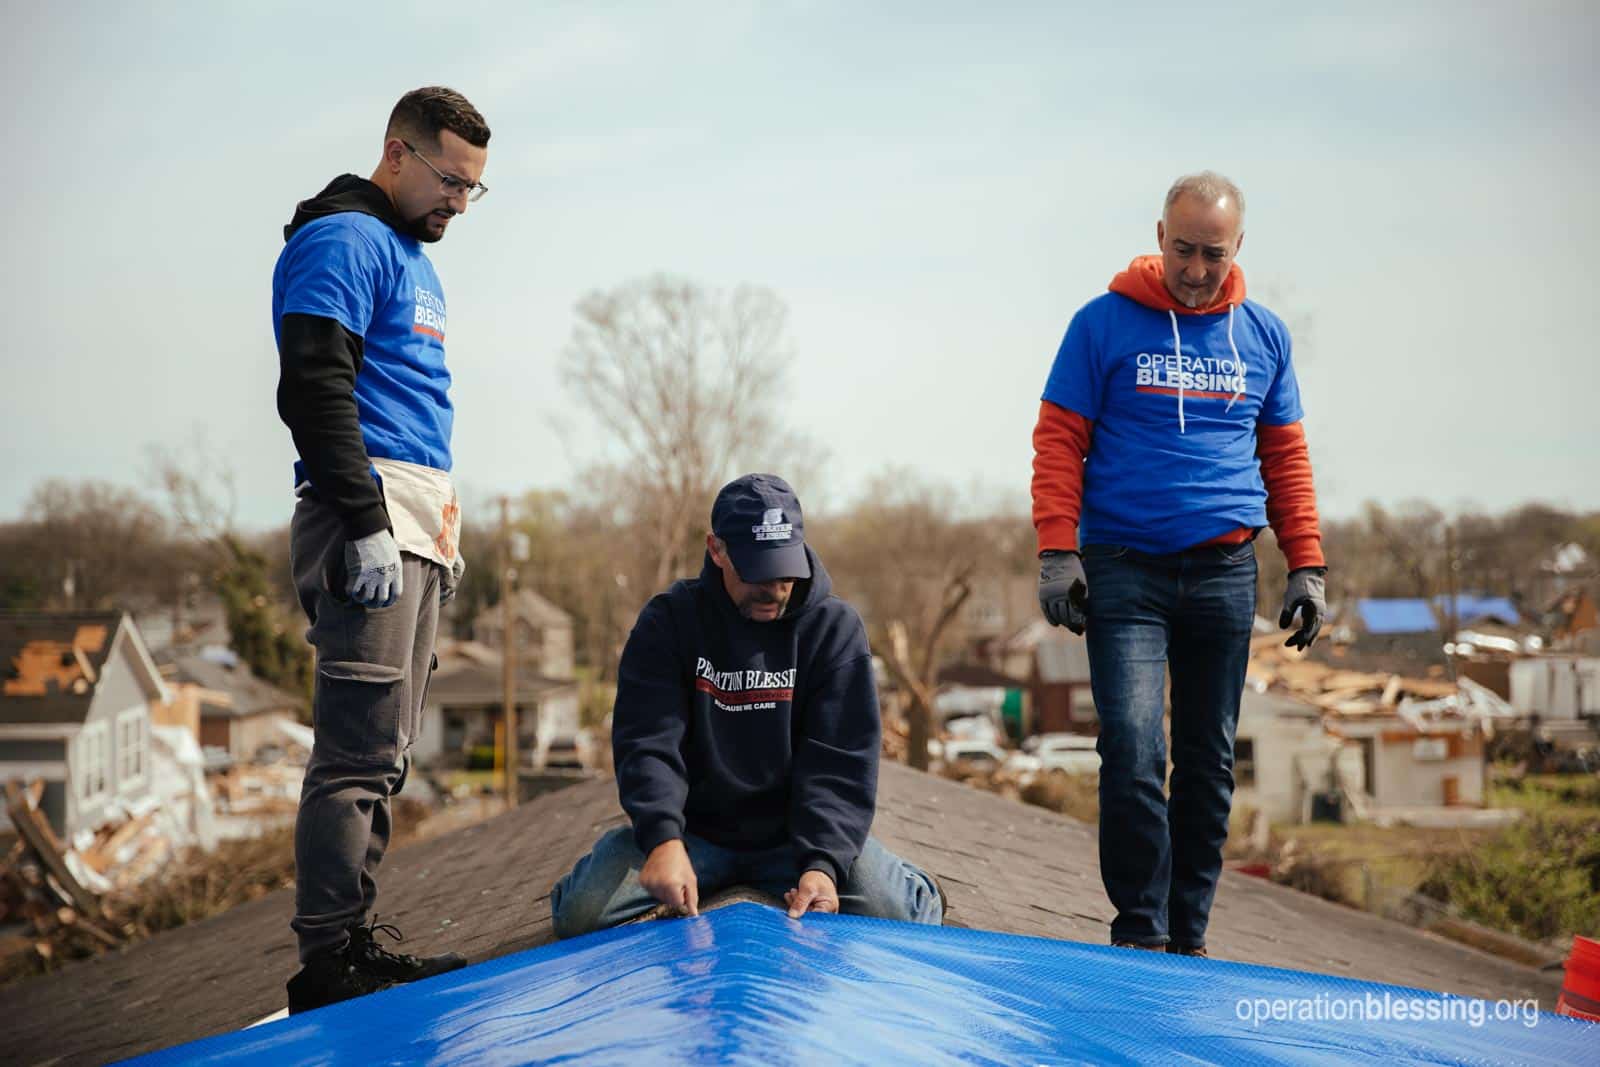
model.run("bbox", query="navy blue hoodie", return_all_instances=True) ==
[612,546,879,885]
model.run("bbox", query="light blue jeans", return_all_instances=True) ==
[551,828,943,939]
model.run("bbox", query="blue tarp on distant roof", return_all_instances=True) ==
[1357,598,1439,635]
[1436,594,1521,626]
[124,904,1595,1066]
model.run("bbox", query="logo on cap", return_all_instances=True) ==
[752,508,793,542]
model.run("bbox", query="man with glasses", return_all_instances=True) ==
[272,86,489,1013]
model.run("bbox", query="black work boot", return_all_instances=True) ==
[287,942,394,1014]
[348,920,467,983]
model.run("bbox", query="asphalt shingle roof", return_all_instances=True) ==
[173,655,304,719]
[2,763,1564,1064]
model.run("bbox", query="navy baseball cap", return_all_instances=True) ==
[711,474,811,582]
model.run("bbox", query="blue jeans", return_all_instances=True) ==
[1082,540,1257,949]
[550,828,943,939]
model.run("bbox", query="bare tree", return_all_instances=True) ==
[146,432,238,549]
[146,441,311,697]
[814,472,1027,770]
[6,480,184,610]
[561,275,819,591]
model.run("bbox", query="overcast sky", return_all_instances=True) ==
[2,1,1596,531]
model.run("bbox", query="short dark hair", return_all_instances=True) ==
[386,86,491,150]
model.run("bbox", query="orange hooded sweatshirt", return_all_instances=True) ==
[1031,255,1325,570]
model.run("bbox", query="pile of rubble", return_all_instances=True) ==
[1249,636,1456,711]
[2,780,130,975]
[0,773,309,983]
[1247,636,1518,731]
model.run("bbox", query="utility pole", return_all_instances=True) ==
[1444,522,1460,685]
[500,496,518,808]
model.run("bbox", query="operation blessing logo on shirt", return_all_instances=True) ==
[413,286,446,341]
[694,656,796,712]
[1133,351,1246,400]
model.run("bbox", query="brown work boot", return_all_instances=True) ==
[1112,940,1165,951]
[1167,943,1209,958]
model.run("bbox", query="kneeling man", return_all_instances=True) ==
[552,474,942,935]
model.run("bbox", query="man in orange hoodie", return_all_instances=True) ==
[1031,172,1326,956]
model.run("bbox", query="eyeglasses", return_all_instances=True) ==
[403,140,488,203]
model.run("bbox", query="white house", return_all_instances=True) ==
[1509,655,1600,721]
[1324,708,1487,812]
[1,612,169,839]
[412,639,580,770]
[1232,688,1347,824]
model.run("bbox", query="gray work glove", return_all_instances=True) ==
[1280,567,1327,650]
[1038,550,1089,634]
[344,529,403,608]
[441,553,466,605]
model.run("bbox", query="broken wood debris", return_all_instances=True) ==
[1248,645,1464,718]
[2,778,125,977]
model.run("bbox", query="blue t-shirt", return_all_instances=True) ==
[1041,293,1304,555]
[272,213,453,475]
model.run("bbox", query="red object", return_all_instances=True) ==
[1031,401,1092,553]
[1556,934,1600,1022]
[1255,421,1325,570]
[1108,254,1246,316]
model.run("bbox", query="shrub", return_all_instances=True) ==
[1419,811,1600,943]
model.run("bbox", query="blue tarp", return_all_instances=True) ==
[1357,598,1438,635]
[125,904,1595,1065]
[1436,594,1522,626]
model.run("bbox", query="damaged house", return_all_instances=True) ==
[0,612,168,839]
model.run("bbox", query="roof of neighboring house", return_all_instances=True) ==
[135,596,230,660]
[936,663,1028,689]
[433,637,505,670]
[1238,686,1324,722]
[1356,598,1438,635]
[0,761,1562,1064]
[1433,594,1520,627]
[173,653,305,720]
[425,664,576,706]
[0,611,159,725]
[1034,632,1092,684]
[475,589,573,634]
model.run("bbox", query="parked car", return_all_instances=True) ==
[1010,733,1100,776]
[939,739,1010,771]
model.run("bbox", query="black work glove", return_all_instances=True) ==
[1280,567,1327,650]
[1039,550,1089,634]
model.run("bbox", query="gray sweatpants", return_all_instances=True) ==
[288,494,441,963]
